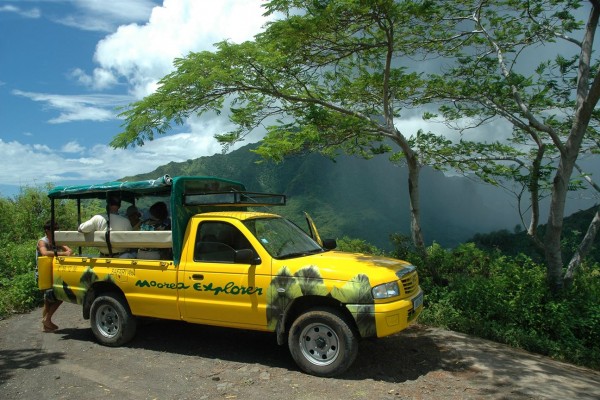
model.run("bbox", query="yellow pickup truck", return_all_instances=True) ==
[38,175,423,377]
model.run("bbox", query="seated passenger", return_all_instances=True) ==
[141,201,171,231]
[78,195,135,258]
[138,201,172,259]
[126,205,142,231]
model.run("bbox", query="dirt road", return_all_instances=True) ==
[1,302,599,400]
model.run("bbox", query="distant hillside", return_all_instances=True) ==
[124,142,527,250]
[470,206,600,263]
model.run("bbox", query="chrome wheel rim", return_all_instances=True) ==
[299,322,340,366]
[95,304,120,338]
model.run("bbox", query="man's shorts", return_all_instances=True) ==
[44,289,59,303]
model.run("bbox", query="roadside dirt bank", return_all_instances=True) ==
[1,302,599,400]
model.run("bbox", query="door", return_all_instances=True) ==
[180,220,270,328]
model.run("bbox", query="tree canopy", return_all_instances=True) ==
[113,0,436,266]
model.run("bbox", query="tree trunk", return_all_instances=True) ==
[544,161,571,294]
[544,4,600,294]
[525,142,545,251]
[406,153,425,253]
[564,205,600,285]
[404,149,442,282]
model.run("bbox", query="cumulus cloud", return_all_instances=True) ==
[91,0,269,97]
[396,113,514,145]
[0,123,236,188]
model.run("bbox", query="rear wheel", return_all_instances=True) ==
[288,308,358,377]
[90,293,137,347]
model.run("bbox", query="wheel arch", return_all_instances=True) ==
[83,281,127,320]
[276,295,359,345]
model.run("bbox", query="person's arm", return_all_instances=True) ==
[78,215,102,233]
[37,239,54,257]
[37,240,72,257]
[61,245,74,256]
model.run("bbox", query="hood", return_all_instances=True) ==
[273,250,415,287]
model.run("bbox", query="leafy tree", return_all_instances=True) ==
[416,0,600,292]
[113,0,445,280]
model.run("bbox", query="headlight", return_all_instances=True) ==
[372,281,400,299]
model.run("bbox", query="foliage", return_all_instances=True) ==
[0,272,41,315]
[0,241,37,279]
[419,243,600,370]
[336,236,386,256]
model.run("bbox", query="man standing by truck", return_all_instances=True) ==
[37,220,73,332]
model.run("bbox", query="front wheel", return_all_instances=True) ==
[288,308,358,377]
[90,292,137,347]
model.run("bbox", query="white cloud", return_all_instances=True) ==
[395,113,514,145]
[0,1,271,191]
[91,0,269,97]
[54,0,158,32]
[61,141,85,153]
[0,125,236,187]
[32,143,51,152]
[60,0,270,137]
[0,5,41,18]
[12,90,132,124]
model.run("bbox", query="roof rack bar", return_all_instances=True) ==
[183,191,286,207]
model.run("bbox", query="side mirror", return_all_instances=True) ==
[235,249,262,265]
[322,239,337,250]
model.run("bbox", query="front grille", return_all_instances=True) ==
[400,272,419,296]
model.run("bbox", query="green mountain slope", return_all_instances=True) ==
[123,142,526,249]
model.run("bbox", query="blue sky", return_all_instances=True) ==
[0,0,270,197]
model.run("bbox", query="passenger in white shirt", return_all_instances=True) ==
[78,196,133,257]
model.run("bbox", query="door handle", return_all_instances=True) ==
[191,274,204,280]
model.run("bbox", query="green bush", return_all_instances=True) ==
[0,272,42,316]
[0,240,37,279]
[419,243,600,370]
[336,236,386,256]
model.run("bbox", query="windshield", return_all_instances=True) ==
[243,217,323,259]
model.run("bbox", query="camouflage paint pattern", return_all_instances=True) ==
[267,265,376,337]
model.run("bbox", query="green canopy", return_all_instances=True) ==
[48,175,246,265]
[48,175,175,201]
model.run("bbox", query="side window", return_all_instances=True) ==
[193,221,253,263]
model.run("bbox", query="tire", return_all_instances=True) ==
[288,307,358,377]
[90,292,137,347]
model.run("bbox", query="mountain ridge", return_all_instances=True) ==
[123,142,528,249]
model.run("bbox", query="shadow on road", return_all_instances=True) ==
[0,348,65,384]
[56,320,466,383]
